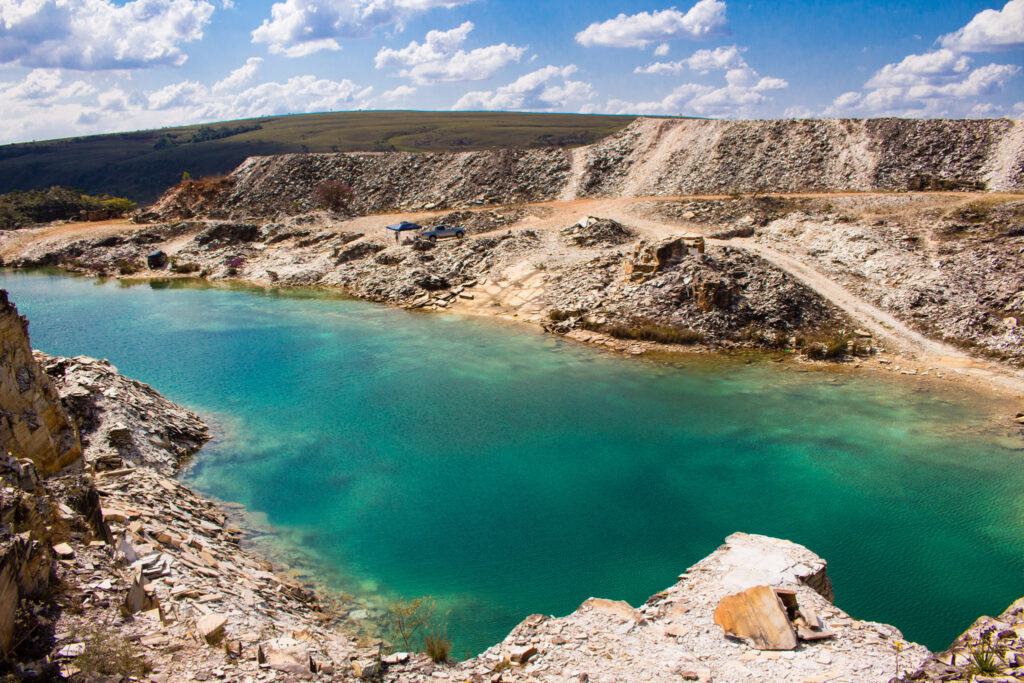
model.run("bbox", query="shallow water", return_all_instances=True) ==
[5,269,1022,656]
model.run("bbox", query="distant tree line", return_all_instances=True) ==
[0,187,136,230]
[153,123,263,150]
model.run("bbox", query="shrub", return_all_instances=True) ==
[116,258,142,275]
[799,331,851,360]
[380,596,452,663]
[170,261,200,274]
[313,180,354,212]
[382,597,431,650]
[599,320,704,345]
[548,309,583,322]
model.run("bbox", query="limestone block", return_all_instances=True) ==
[713,585,798,650]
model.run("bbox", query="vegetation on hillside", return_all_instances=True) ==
[0,111,637,204]
[0,187,136,230]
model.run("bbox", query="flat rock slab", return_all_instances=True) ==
[714,585,797,650]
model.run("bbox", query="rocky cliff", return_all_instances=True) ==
[149,117,1024,220]
[0,291,81,475]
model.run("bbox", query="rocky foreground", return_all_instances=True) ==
[1,285,1023,682]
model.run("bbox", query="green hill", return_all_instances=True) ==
[0,111,636,205]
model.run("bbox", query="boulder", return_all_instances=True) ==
[624,237,704,276]
[197,613,227,645]
[713,585,797,650]
[258,638,315,675]
[147,251,168,269]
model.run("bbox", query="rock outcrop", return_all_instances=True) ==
[0,291,81,475]
[41,354,208,476]
[910,596,1024,681]
[386,533,929,682]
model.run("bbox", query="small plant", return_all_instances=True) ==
[382,597,430,650]
[380,596,453,664]
[224,256,245,276]
[966,628,1004,677]
[72,628,151,677]
[424,628,452,664]
[548,309,583,322]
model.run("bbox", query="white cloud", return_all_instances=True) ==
[940,0,1024,52]
[654,42,669,56]
[865,49,971,88]
[0,66,375,144]
[575,0,727,49]
[0,0,215,69]
[251,0,476,57]
[635,44,746,74]
[453,65,593,111]
[374,22,525,84]
[3,68,93,101]
[828,48,1021,116]
[378,84,416,102]
[604,54,787,118]
[904,62,1019,98]
[213,57,263,93]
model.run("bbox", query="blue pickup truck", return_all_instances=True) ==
[419,225,466,242]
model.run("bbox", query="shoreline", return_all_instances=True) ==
[19,262,1024,416]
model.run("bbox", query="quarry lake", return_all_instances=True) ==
[5,269,1023,656]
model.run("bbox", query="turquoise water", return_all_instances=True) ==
[4,269,1023,655]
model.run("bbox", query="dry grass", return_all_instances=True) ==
[582,319,705,345]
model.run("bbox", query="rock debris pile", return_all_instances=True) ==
[145,118,1023,221]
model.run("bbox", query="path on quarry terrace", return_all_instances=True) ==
[7,191,1024,395]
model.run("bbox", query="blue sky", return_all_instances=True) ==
[1,0,1022,144]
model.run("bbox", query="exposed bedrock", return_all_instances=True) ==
[0,291,81,475]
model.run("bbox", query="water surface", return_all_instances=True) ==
[5,270,1022,655]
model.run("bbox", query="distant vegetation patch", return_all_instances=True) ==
[154,124,263,149]
[0,111,636,204]
[0,186,136,230]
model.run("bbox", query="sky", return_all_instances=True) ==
[0,0,1022,144]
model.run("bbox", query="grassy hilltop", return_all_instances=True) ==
[0,111,636,205]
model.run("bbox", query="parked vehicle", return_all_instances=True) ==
[419,224,465,242]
